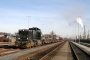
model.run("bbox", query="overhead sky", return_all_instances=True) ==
[0,0,90,37]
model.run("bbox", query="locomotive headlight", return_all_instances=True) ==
[27,38,28,39]
[18,38,20,39]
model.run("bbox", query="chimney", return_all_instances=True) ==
[83,25,86,39]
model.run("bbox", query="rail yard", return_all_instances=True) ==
[0,1,90,60]
[0,40,90,60]
[0,27,90,60]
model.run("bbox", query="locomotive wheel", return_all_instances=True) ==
[26,42,31,48]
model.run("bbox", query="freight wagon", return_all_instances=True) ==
[0,34,11,42]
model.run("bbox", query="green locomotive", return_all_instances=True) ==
[15,27,42,48]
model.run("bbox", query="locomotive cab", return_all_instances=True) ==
[19,29,29,40]
[15,29,31,48]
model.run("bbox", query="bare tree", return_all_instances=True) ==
[50,31,57,39]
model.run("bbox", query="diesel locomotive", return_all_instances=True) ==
[15,27,42,48]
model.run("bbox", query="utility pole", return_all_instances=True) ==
[42,24,44,35]
[88,30,89,39]
[78,23,80,44]
[26,16,31,28]
[75,22,76,42]
[87,30,89,39]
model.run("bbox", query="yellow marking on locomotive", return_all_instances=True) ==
[26,42,31,48]
[15,43,19,47]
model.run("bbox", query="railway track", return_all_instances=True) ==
[0,42,63,59]
[0,48,21,56]
[40,41,66,60]
[70,42,90,60]
[13,41,65,60]
[0,43,21,56]
[0,45,45,56]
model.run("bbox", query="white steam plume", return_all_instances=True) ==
[76,16,84,28]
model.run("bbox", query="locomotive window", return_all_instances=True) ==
[37,30,40,32]
[19,33,29,39]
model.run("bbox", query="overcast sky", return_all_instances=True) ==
[0,0,90,37]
